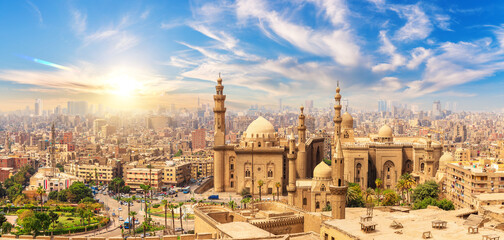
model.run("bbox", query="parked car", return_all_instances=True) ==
[119,216,124,221]
[208,195,219,200]
[118,207,122,211]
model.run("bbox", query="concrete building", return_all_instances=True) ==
[161,162,191,187]
[93,119,107,136]
[125,167,162,192]
[454,148,471,161]
[192,129,206,150]
[444,158,504,209]
[76,162,119,185]
[34,98,42,116]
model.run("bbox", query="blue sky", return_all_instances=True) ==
[0,0,503,112]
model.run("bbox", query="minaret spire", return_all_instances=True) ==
[213,74,227,192]
[330,83,348,220]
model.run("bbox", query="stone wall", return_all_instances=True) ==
[194,177,214,194]
[0,234,214,240]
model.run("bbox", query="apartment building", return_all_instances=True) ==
[454,148,471,161]
[176,156,214,179]
[76,163,119,184]
[125,167,162,192]
[445,159,504,209]
[162,162,191,187]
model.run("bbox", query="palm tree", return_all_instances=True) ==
[275,182,281,201]
[396,179,406,204]
[36,186,45,211]
[178,202,184,232]
[400,173,415,204]
[48,211,59,236]
[363,188,375,204]
[94,168,99,188]
[346,185,359,202]
[147,164,154,196]
[140,184,151,237]
[241,197,250,209]
[227,200,236,210]
[162,200,168,234]
[257,180,264,201]
[125,198,132,235]
[375,178,383,204]
[168,202,176,233]
[129,211,137,236]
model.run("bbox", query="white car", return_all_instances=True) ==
[119,217,124,221]
[118,207,122,211]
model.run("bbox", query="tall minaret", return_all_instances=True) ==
[287,132,297,204]
[4,132,10,153]
[330,82,348,219]
[296,106,307,179]
[50,123,56,176]
[213,74,226,192]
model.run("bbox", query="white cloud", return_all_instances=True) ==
[372,31,406,72]
[141,9,150,20]
[309,0,348,27]
[71,10,87,35]
[406,47,431,69]
[26,1,43,24]
[372,77,402,91]
[236,0,362,67]
[392,4,433,41]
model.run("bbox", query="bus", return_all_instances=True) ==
[182,186,190,194]
[124,217,132,229]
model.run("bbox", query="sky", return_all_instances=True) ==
[1,0,504,112]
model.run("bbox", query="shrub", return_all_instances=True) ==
[152,204,160,208]
[382,190,400,206]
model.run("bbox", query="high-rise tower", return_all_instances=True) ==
[330,82,348,219]
[213,74,226,192]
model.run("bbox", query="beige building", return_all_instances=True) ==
[212,77,325,197]
[454,148,471,161]
[125,167,162,192]
[76,162,119,184]
[27,167,82,192]
[340,113,443,189]
[161,162,191,187]
[444,158,504,209]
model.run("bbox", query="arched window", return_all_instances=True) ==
[421,163,425,172]
[267,170,273,178]
[258,142,261,147]
[320,184,326,192]
[338,179,342,187]
[303,198,307,205]
[316,201,320,209]
[355,163,362,182]
[245,169,251,177]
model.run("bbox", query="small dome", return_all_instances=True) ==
[439,152,454,165]
[313,161,332,179]
[378,124,393,138]
[342,112,353,129]
[244,116,276,138]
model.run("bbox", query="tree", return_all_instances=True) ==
[241,188,251,197]
[68,182,93,203]
[363,188,375,204]
[178,202,184,232]
[257,180,264,201]
[412,180,439,202]
[13,194,28,207]
[125,198,132,235]
[109,177,125,194]
[275,182,281,201]
[55,163,64,173]
[227,201,236,210]
[1,222,12,234]
[0,183,7,198]
[147,164,154,196]
[161,200,168,234]
[375,178,383,204]
[174,149,183,157]
[346,183,364,207]
[129,211,137,236]
[0,214,7,227]
[168,202,176,234]
[396,179,406,204]
[7,184,23,201]
[241,197,251,209]
[79,197,96,203]
[400,173,415,204]
[140,184,152,237]
[382,190,400,206]
[121,186,131,194]
[48,211,59,236]
[323,158,331,166]
[36,186,46,210]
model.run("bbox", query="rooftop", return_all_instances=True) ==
[216,222,272,239]
[323,207,502,240]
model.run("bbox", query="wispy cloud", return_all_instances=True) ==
[26,0,43,24]
[392,4,433,41]
[372,31,406,72]
[71,9,87,35]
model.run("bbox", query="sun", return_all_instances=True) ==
[107,74,142,96]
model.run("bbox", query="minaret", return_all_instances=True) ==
[287,132,297,204]
[330,82,348,219]
[4,132,10,153]
[296,106,307,179]
[50,123,56,176]
[213,74,226,192]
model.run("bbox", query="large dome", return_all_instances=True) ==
[244,116,276,138]
[439,152,454,165]
[378,124,393,138]
[313,161,332,180]
[342,112,353,129]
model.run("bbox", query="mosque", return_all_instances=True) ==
[212,76,441,213]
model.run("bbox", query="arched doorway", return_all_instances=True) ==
[383,160,396,189]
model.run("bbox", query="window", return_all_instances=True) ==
[230,182,234,187]
[245,169,251,177]
[258,142,261,147]
[230,164,234,170]
[230,173,234,179]
[316,201,320,209]
[268,170,273,178]
[268,188,273,194]
[303,198,307,205]
[320,184,326,192]
[324,234,328,240]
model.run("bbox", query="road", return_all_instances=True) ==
[72,193,194,238]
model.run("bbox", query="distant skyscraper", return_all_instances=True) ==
[67,101,88,115]
[378,99,387,112]
[34,99,42,116]
[432,100,441,119]
[304,100,313,112]
[279,98,282,111]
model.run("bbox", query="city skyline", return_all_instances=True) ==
[1,1,504,112]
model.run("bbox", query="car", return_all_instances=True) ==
[174,228,182,232]
[243,194,252,199]
[118,207,122,211]
[135,220,140,225]
[112,213,116,217]
[119,217,124,221]
[208,195,219,200]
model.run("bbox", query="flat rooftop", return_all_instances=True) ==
[324,207,503,240]
[475,193,504,201]
[216,222,272,239]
